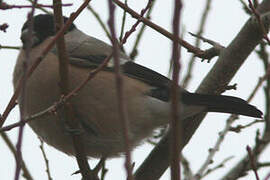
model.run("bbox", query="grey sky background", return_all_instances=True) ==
[0,0,269,179]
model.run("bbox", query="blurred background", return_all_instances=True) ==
[0,0,269,179]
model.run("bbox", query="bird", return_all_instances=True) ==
[13,14,263,158]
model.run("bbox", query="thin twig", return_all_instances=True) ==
[181,155,193,180]
[86,5,111,40]
[239,0,252,14]
[202,156,234,178]
[0,45,20,50]
[189,32,224,56]
[26,0,52,14]
[100,161,108,180]
[247,145,260,180]
[0,2,72,10]
[107,1,133,179]
[230,119,264,133]
[112,0,214,59]
[119,0,128,41]
[39,139,53,180]
[121,0,153,45]
[129,0,156,60]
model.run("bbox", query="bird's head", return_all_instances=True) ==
[20,14,76,48]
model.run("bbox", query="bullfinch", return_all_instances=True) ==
[13,14,263,157]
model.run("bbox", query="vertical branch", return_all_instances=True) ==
[52,1,92,179]
[107,1,133,180]
[14,1,37,179]
[170,0,182,180]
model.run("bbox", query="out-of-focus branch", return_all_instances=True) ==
[26,0,52,14]
[181,155,193,180]
[129,0,156,60]
[249,0,270,44]
[201,156,234,178]
[0,1,72,10]
[0,45,20,50]
[119,0,128,41]
[86,5,111,40]
[247,145,260,180]
[107,0,133,179]
[182,0,212,88]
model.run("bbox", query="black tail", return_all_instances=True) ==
[182,93,263,118]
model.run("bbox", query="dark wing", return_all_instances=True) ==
[51,29,186,102]
[121,61,170,88]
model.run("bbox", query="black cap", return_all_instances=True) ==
[21,14,76,46]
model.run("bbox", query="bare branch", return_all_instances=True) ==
[169,0,182,179]
[107,0,133,179]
